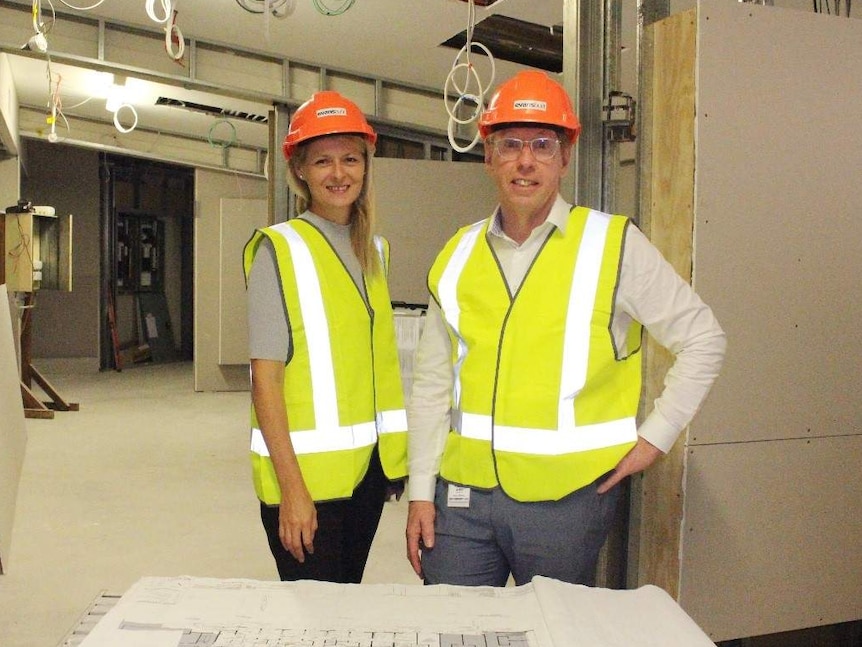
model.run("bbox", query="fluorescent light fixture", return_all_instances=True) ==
[105,75,127,113]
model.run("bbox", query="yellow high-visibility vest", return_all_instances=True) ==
[428,206,642,502]
[243,219,407,503]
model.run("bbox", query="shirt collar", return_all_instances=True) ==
[488,194,573,240]
[546,194,574,234]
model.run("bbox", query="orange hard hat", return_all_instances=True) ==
[478,71,581,143]
[282,91,377,159]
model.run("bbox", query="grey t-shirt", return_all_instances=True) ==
[246,211,366,361]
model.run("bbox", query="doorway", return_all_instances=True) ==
[100,155,194,370]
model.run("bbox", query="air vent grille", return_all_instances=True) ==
[155,97,269,123]
[441,15,562,73]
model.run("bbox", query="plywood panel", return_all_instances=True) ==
[680,437,862,641]
[634,8,697,599]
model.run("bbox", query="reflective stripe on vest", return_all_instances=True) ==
[457,412,635,454]
[437,220,484,413]
[250,406,406,457]
[438,210,636,455]
[249,224,403,454]
[280,224,341,439]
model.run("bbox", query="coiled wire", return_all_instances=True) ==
[443,0,495,154]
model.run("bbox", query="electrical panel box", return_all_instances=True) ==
[3,210,73,292]
[116,213,164,293]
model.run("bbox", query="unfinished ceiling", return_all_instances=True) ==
[0,0,566,162]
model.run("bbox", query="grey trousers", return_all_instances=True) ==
[422,477,621,587]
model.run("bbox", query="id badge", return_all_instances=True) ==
[447,484,471,508]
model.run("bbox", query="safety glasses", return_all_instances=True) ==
[489,136,561,162]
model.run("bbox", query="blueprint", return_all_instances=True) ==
[77,575,715,647]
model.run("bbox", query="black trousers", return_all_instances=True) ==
[260,447,389,583]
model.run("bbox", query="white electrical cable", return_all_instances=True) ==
[113,103,139,134]
[164,9,185,61]
[48,100,58,142]
[447,111,481,154]
[145,0,172,24]
[443,0,495,154]
[32,0,56,36]
[58,0,107,9]
[444,42,495,124]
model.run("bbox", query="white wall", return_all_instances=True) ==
[0,53,20,157]
[0,285,27,574]
[193,169,267,392]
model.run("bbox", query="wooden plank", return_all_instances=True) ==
[59,213,73,292]
[29,365,79,411]
[634,7,697,599]
[4,212,35,292]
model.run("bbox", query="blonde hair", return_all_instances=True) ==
[287,135,381,276]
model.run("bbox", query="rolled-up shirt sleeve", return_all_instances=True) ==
[617,225,727,452]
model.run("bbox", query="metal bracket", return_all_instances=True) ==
[602,91,637,143]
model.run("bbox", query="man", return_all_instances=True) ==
[406,70,726,587]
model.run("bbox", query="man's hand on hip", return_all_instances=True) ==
[597,437,663,494]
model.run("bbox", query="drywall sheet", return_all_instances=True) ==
[689,1,862,447]
[375,158,497,305]
[680,437,862,640]
[0,284,27,574]
[194,169,267,392]
[669,3,862,640]
[218,198,267,365]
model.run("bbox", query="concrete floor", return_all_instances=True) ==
[0,361,418,647]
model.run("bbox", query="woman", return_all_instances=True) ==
[243,91,407,583]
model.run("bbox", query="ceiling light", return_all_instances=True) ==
[105,75,127,113]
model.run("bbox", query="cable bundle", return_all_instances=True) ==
[443,0,495,154]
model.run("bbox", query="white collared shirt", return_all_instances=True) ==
[407,195,726,501]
